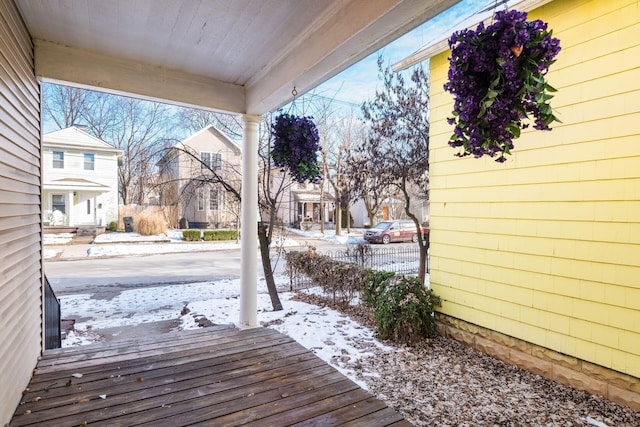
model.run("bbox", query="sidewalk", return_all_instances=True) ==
[44,235,93,260]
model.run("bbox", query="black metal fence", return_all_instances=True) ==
[44,276,61,349]
[288,244,428,289]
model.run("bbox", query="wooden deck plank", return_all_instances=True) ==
[238,387,373,426]
[10,327,412,427]
[288,396,390,426]
[24,332,297,393]
[95,366,344,427]
[192,379,364,426]
[35,326,276,371]
[40,324,236,359]
[21,340,307,405]
[13,350,325,426]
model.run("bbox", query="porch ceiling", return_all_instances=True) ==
[14,0,459,115]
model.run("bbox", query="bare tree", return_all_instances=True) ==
[360,57,431,281]
[321,110,359,235]
[177,108,243,140]
[43,83,178,205]
[346,127,394,227]
[42,83,88,129]
[94,97,175,205]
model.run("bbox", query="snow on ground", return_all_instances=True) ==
[61,273,393,388]
[43,233,74,245]
[284,226,367,245]
[53,227,400,385]
[44,229,302,258]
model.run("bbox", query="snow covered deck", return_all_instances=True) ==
[10,325,411,426]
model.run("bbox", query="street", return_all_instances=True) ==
[44,235,347,295]
[45,249,249,294]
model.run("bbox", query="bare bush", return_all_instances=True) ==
[135,212,167,236]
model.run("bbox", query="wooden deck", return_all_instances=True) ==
[10,325,412,426]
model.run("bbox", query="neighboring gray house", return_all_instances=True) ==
[158,125,241,229]
[42,126,121,229]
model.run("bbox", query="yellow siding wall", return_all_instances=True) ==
[429,0,640,378]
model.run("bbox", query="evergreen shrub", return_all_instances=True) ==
[203,230,238,241]
[183,229,202,241]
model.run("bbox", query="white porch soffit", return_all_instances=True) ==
[15,0,460,115]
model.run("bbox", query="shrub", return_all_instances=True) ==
[182,229,202,241]
[285,249,366,307]
[107,221,118,232]
[362,269,396,308]
[135,212,167,236]
[203,230,238,241]
[374,276,441,345]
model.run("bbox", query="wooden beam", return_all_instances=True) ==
[245,0,460,114]
[34,39,246,114]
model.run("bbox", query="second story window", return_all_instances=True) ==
[212,152,222,170]
[53,151,64,169]
[200,152,211,170]
[84,153,95,170]
[201,152,222,171]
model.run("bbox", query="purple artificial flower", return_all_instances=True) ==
[444,9,561,161]
[271,113,322,182]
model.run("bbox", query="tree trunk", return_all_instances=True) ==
[335,200,342,236]
[399,179,428,283]
[257,221,283,311]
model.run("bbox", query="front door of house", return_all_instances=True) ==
[77,193,96,224]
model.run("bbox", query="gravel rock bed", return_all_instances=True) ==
[293,293,640,427]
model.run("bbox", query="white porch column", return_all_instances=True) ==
[67,191,75,226]
[239,114,261,328]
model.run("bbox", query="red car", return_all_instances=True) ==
[364,220,427,244]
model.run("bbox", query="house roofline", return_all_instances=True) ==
[179,124,242,155]
[392,0,553,71]
[43,126,123,154]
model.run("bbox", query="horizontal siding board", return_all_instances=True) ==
[0,1,40,101]
[430,200,640,223]
[434,216,640,246]
[0,171,41,193]
[0,94,40,154]
[432,228,640,267]
[0,145,40,179]
[431,177,640,203]
[0,128,39,164]
[0,203,40,217]
[433,242,638,288]
[0,0,35,69]
[0,44,40,133]
[431,153,640,190]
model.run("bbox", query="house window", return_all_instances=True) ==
[52,194,66,213]
[84,153,95,170]
[212,152,222,170]
[200,152,210,170]
[209,188,220,210]
[53,151,64,169]
[87,199,91,215]
[200,152,222,170]
[198,188,205,211]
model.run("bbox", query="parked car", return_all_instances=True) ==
[364,220,427,244]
